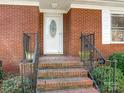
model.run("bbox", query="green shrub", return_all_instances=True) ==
[91,66,124,92]
[109,53,124,74]
[0,69,3,80]
[2,76,32,93]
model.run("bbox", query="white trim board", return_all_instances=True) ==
[75,0,124,4]
[40,9,67,13]
[71,4,124,11]
[0,1,39,6]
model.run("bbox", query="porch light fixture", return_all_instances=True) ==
[51,2,58,8]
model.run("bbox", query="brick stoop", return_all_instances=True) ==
[37,56,99,93]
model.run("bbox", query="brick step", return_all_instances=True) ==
[38,61,83,69]
[37,88,99,93]
[39,56,80,62]
[38,68,88,79]
[37,77,93,91]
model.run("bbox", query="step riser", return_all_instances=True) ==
[38,72,87,79]
[37,82,93,91]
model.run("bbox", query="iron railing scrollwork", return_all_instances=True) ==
[21,32,39,93]
[80,33,117,93]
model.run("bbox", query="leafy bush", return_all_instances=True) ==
[0,69,3,80]
[109,53,124,74]
[91,66,124,92]
[2,76,32,93]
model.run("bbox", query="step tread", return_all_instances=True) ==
[37,77,92,84]
[39,56,80,60]
[37,88,99,93]
[38,61,83,69]
[39,61,81,64]
[38,68,87,72]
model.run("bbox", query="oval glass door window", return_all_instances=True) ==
[50,20,57,38]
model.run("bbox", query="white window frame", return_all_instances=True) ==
[110,11,124,44]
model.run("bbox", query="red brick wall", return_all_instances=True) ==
[63,10,71,55]
[64,8,124,58]
[0,5,39,72]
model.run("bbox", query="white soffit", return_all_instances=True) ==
[39,0,71,11]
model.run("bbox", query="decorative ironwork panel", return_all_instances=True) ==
[50,20,57,38]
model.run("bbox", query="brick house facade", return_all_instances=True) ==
[63,8,124,57]
[63,8,124,58]
[0,4,124,72]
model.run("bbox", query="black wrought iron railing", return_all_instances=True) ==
[0,60,3,81]
[80,33,117,93]
[21,32,39,93]
[0,60,2,91]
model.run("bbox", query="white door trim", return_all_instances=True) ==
[43,13,63,55]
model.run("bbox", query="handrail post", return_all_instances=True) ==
[23,33,26,59]
[34,32,38,93]
[111,60,117,93]
[21,73,24,93]
[31,32,39,93]
[80,32,83,61]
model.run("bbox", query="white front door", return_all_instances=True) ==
[44,13,63,54]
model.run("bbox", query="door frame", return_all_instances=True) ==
[43,13,63,55]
